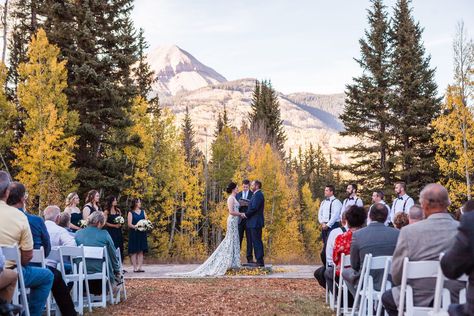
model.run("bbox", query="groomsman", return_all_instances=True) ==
[368,190,391,225]
[341,183,364,218]
[389,181,414,224]
[236,179,254,264]
[318,185,342,265]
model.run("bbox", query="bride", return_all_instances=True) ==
[169,182,245,277]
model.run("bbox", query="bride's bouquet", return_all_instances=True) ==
[114,216,125,225]
[79,219,88,228]
[136,219,153,232]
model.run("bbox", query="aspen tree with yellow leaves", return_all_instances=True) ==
[13,29,78,210]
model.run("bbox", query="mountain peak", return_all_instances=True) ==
[148,45,226,96]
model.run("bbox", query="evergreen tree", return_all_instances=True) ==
[13,29,78,210]
[43,0,139,195]
[181,106,201,167]
[249,80,287,156]
[390,0,441,192]
[135,28,159,114]
[339,0,394,192]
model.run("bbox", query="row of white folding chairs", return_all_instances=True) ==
[1,244,126,316]
[332,253,469,316]
[398,256,468,316]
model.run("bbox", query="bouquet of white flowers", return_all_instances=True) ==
[79,219,88,228]
[136,219,153,232]
[114,216,125,225]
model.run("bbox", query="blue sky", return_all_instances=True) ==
[132,0,474,95]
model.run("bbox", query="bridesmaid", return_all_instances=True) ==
[83,190,101,220]
[64,192,82,232]
[104,195,124,261]
[128,198,148,273]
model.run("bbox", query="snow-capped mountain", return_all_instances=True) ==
[147,45,352,162]
[148,45,227,97]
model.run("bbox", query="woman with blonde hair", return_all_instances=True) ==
[82,190,101,220]
[64,192,82,232]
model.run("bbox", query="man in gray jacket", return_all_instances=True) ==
[382,183,464,315]
[343,203,399,294]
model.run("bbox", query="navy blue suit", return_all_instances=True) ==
[236,190,254,262]
[245,190,265,266]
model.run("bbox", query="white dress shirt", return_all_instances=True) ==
[341,196,364,218]
[241,190,250,200]
[45,220,76,267]
[367,201,391,226]
[390,194,414,223]
[318,196,342,228]
[326,226,346,266]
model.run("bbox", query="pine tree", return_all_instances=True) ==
[249,80,287,156]
[339,0,394,192]
[13,29,78,210]
[390,0,441,193]
[135,28,159,114]
[181,106,201,167]
[43,0,139,195]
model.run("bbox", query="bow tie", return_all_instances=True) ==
[325,198,330,201]
[348,197,354,200]
[398,197,403,200]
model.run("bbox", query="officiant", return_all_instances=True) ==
[236,179,254,264]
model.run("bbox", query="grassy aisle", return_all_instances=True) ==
[87,278,332,315]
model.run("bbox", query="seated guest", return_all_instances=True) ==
[0,171,53,316]
[7,182,51,257]
[382,183,465,316]
[461,199,474,214]
[440,210,474,316]
[393,212,409,230]
[75,211,121,294]
[332,206,367,285]
[343,203,399,295]
[58,211,75,237]
[7,183,76,316]
[0,247,18,302]
[316,213,348,291]
[408,204,423,224]
[44,205,76,268]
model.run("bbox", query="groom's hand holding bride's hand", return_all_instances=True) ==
[240,213,247,219]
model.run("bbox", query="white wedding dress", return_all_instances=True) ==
[169,196,241,277]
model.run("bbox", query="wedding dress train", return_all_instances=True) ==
[169,196,241,277]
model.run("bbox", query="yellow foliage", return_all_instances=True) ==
[247,141,305,262]
[14,29,78,210]
[433,85,474,210]
[0,63,16,158]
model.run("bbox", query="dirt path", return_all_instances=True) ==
[88,278,332,316]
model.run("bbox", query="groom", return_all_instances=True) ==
[236,179,254,264]
[244,180,265,267]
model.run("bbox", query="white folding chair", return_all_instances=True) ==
[59,245,91,314]
[433,254,468,314]
[359,255,392,316]
[351,254,370,316]
[398,258,439,316]
[114,247,126,303]
[336,253,353,316]
[1,244,29,316]
[376,257,393,316]
[82,246,115,308]
[31,247,51,316]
